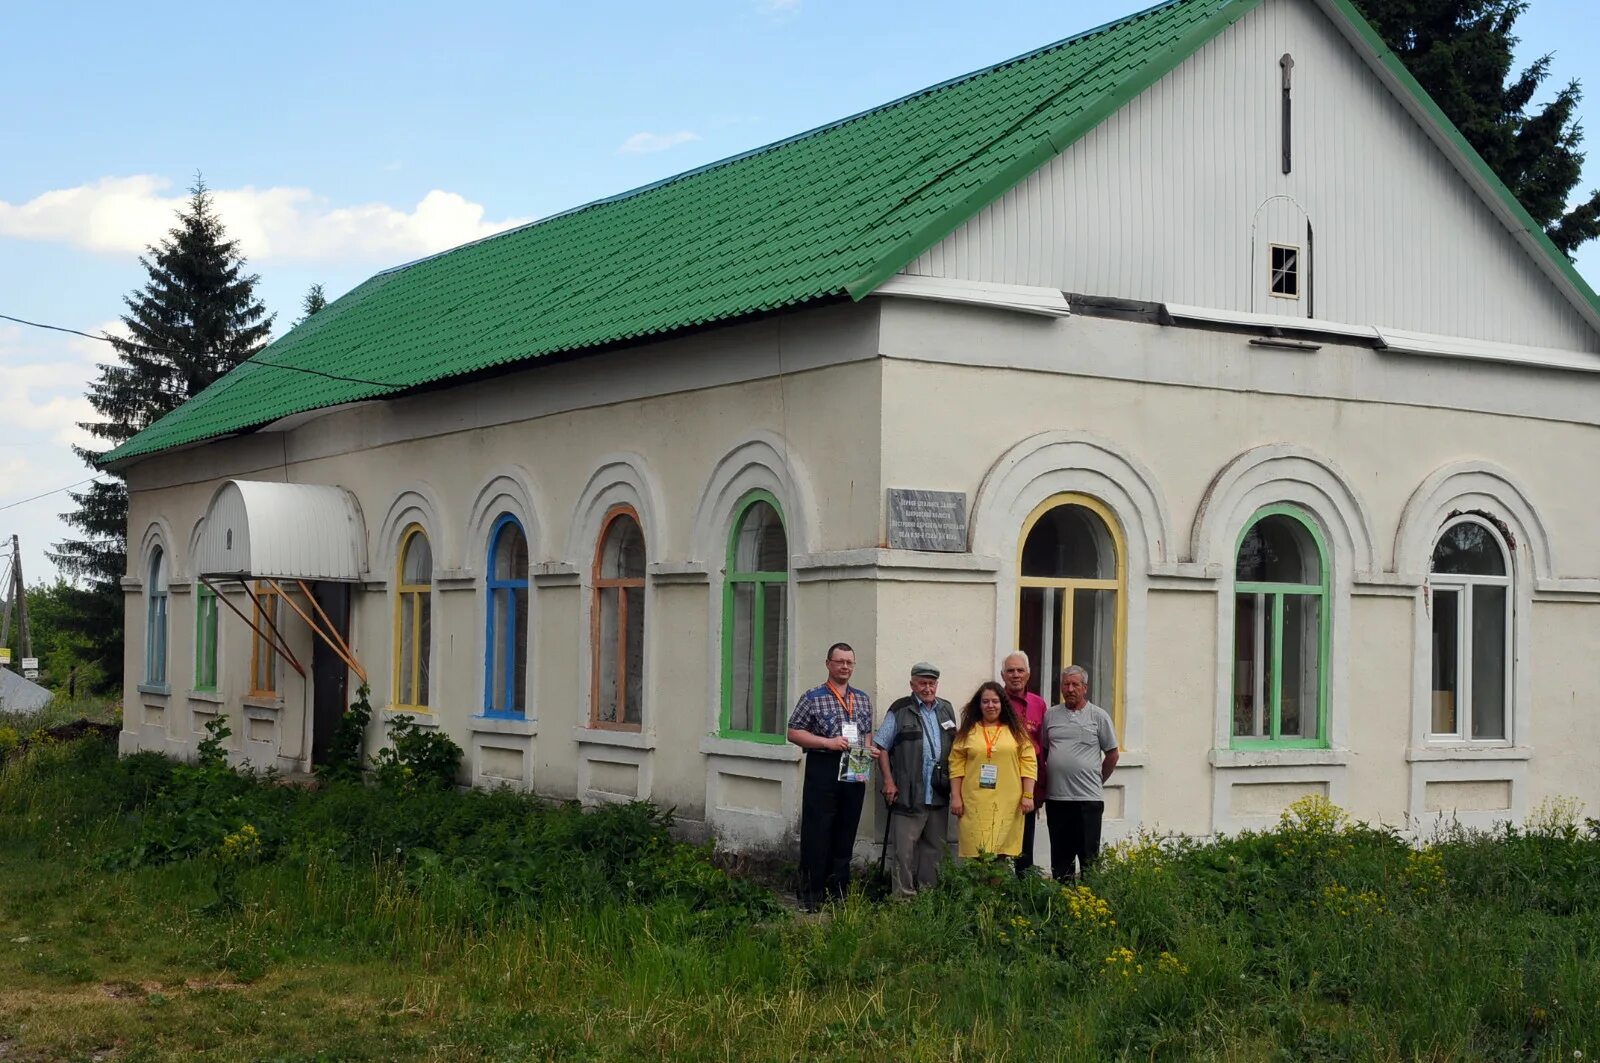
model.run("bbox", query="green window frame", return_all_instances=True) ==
[720,491,789,742]
[194,584,219,692]
[1231,504,1330,748]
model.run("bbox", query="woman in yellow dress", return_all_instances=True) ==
[949,681,1038,857]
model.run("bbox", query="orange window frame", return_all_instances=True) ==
[590,505,645,730]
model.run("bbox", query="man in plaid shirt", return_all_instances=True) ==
[787,642,875,909]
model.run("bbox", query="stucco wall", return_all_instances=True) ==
[874,300,1600,836]
[119,304,889,850]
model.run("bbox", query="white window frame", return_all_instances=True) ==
[1269,243,1301,300]
[1427,516,1513,744]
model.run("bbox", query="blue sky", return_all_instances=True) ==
[1,0,1596,586]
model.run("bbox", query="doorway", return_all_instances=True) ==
[309,581,351,767]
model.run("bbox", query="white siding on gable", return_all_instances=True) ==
[904,0,1600,353]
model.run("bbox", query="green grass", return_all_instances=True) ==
[1,737,1598,1061]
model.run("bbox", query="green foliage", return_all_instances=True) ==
[316,682,372,783]
[112,715,295,872]
[299,282,327,322]
[372,712,463,791]
[20,577,111,694]
[1351,0,1600,254]
[6,737,1600,1061]
[0,726,17,759]
[51,176,274,682]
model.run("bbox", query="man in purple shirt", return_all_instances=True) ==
[1002,651,1049,876]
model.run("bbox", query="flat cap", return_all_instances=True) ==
[910,661,940,678]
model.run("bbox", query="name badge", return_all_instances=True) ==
[940,718,957,730]
[841,723,859,746]
[979,763,999,789]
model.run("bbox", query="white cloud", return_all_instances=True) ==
[617,130,703,155]
[0,176,531,265]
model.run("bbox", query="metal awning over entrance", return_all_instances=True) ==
[194,480,369,686]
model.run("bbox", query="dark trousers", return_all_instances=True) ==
[799,751,866,902]
[1015,809,1038,876]
[1046,800,1104,880]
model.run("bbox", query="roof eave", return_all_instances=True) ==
[1309,0,1600,339]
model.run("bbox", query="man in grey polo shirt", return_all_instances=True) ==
[1041,664,1119,880]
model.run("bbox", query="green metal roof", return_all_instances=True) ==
[106,0,1261,464]
[106,0,1600,465]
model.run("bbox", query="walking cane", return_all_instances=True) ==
[877,795,893,881]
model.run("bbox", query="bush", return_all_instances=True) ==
[317,683,372,783]
[373,713,463,791]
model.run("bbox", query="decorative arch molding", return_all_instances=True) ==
[186,516,207,574]
[137,518,178,580]
[689,432,818,564]
[375,484,448,576]
[1397,460,1539,785]
[1190,444,1378,577]
[969,430,1173,573]
[565,452,666,566]
[464,466,546,572]
[1393,461,1553,582]
[971,431,1168,759]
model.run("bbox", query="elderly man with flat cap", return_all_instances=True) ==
[872,661,957,897]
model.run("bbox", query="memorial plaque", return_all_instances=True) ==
[887,489,968,552]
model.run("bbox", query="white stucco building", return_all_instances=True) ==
[108,0,1600,851]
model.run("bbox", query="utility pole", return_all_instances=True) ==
[0,535,30,664]
[14,536,31,661]
[0,541,13,654]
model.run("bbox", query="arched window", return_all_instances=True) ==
[394,526,432,710]
[484,515,530,715]
[1017,496,1125,725]
[145,547,168,686]
[1233,506,1329,745]
[1429,517,1511,741]
[592,506,645,728]
[721,493,789,739]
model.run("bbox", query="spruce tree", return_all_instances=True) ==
[1352,0,1599,255]
[51,177,274,688]
[299,283,327,323]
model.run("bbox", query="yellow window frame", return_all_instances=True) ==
[248,581,280,696]
[1015,492,1129,741]
[393,524,432,711]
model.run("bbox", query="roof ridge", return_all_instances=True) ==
[375,0,1200,280]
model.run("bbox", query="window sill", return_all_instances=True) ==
[186,690,225,705]
[243,695,285,712]
[1407,744,1532,763]
[382,708,438,729]
[471,715,538,737]
[137,683,171,700]
[1209,748,1349,769]
[573,727,655,751]
[701,736,802,762]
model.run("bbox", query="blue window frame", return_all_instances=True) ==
[145,547,168,686]
[483,515,529,715]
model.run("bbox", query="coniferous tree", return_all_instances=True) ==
[1352,0,1599,255]
[299,283,327,323]
[51,177,273,688]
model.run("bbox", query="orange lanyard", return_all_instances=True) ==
[981,724,1002,760]
[827,683,856,728]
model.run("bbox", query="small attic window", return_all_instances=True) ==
[1269,244,1300,299]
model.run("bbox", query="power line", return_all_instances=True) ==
[0,476,111,514]
[0,312,404,390]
